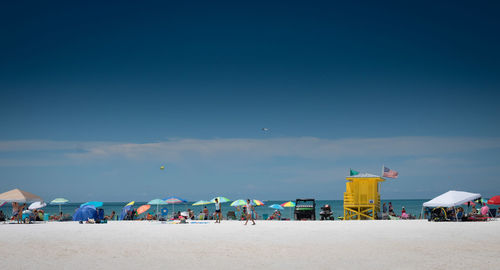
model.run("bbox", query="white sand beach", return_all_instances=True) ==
[1,220,499,270]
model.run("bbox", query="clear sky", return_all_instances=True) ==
[1,1,499,201]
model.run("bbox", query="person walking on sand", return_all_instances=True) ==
[388,202,394,215]
[244,199,256,225]
[214,198,222,223]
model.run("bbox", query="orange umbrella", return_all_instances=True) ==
[137,205,151,215]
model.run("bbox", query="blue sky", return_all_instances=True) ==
[1,1,499,201]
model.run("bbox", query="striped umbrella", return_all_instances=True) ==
[211,197,230,203]
[50,198,69,214]
[281,201,296,220]
[231,200,246,207]
[163,196,187,215]
[192,200,211,206]
[253,199,265,206]
[148,199,167,216]
[281,201,296,207]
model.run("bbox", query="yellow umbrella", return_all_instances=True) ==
[125,201,135,206]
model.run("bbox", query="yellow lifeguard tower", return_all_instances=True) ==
[343,173,385,220]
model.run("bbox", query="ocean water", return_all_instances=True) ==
[1,199,428,220]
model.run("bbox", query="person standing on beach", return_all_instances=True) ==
[383,203,387,213]
[214,198,222,223]
[244,199,256,225]
[388,202,394,215]
[11,202,19,223]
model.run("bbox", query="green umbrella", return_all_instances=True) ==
[50,198,69,214]
[230,200,246,207]
[211,197,230,203]
[148,199,167,216]
[192,200,211,206]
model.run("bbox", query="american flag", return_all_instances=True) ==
[383,166,399,178]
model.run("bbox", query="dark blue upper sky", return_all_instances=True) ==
[0,1,499,200]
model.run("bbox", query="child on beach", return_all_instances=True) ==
[203,206,209,220]
[244,199,256,225]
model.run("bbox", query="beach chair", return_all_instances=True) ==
[262,214,269,220]
[388,215,400,220]
[227,211,236,220]
[488,208,497,218]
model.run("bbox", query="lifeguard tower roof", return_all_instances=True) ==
[346,173,384,178]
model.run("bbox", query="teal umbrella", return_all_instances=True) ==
[80,201,103,208]
[148,199,167,216]
[50,198,69,214]
[269,204,284,210]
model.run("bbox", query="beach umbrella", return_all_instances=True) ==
[0,188,43,203]
[0,202,6,207]
[231,200,246,207]
[269,204,284,210]
[253,199,265,206]
[211,197,230,203]
[281,201,296,207]
[125,201,135,206]
[281,201,296,220]
[80,201,103,208]
[50,198,69,214]
[148,199,167,216]
[120,205,133,220]
[487,196,500,205]
[164,196,187,214]
[28,201,47,210]
[137,205,151,215]
[464,201,476,207]
[192,200,211,206]
[73,205,97,221]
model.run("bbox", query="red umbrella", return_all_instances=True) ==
[463,201,476,207]
[487,196,500,205]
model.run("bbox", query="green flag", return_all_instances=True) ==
[350,168,359,176]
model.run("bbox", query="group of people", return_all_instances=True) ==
[382,202,416,219]
[267,210,281,220]
[10,202,26,223]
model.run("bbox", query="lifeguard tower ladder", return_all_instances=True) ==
[343,173,385,220]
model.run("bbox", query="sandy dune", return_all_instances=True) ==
[1,220,499,270]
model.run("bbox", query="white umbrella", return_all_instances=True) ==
[50,198,69,214]
[28,201,47,210]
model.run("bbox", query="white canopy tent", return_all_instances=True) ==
[421,190,481,221]
[423,190,481,208]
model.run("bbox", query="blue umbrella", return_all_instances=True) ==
[80,201,103,208]
[269,204,284,210]
[72,205,97,221]
[120,205,133,220]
